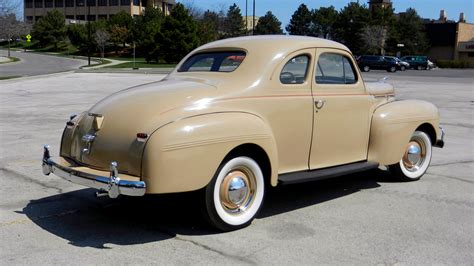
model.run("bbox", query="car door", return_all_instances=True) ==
[310,48,372,169]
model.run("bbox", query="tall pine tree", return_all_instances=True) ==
[254,11,283,35]
[223,3,246,38]
[286,4,314,36]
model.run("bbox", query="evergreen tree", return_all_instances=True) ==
[133,7,163,61]
[332,2,370,55]
[312,6,338,39]
[223,3,246,38]
[254,11,283,35]
[158,3,199,63]
[197,10,220,44]
[31,9,66,49]
[107,10,133,46]
[388,8,428,55]
[286,4,314,36]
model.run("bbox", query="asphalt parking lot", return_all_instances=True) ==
[0,69,473,264]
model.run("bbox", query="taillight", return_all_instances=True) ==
[136,133,148,142]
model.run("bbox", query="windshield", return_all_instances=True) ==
[178,51,246,73]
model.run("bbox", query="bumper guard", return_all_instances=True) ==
[42,145,146,198]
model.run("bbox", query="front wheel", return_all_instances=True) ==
[202,156,265,231]
[388,66,397,72]
[400,65,406,71]
[363,65,370,72]
[388,131,432,181]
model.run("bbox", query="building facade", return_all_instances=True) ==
[368,0,392,11]
[424,11,474,66]
[24,0,175,23]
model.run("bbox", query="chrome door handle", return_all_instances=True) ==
[315,99,326,110]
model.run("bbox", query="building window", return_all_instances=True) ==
[87,14,96,21]
[25,0,33,8]
[109,0,117,5]
[133,0,139,6]
[98,14,107,20]
[97,0,106,6]
[87,0,95,6]
[65,15,74,19]
[167,3,172,12]
[120,0,129,6]
[76,15,85,20]
[35,16,42,21]
[76,0,84,7]
[26,16,34,22]
[65,0,73,6]
[468,52,474,58]
[45,0,53,8]
[55,0,63,7]
[35,0,42,8]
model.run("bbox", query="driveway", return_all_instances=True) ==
[0,49,87,78]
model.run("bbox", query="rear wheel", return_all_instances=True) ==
[417,65,424,70]
[400,65,406,71]
[202,156,265,231]
[388,66,397,72]
[388,131,432,181]
[363,65,370,72]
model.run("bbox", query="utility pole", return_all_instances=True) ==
[252,0,255,35]
[245,0,248,33]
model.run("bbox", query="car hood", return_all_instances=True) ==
[61,78,218,176]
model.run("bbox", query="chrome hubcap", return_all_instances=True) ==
[402,140,426,172]
[220,168,255,214]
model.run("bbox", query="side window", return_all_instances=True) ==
[316,53,357,85]
[280,55,310,84]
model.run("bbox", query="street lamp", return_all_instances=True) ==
[77,0,91,66]
[252,0,255,35]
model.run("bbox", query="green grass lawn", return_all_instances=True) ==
[106,61,176,69]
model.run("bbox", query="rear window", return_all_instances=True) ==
[178,51,246,73]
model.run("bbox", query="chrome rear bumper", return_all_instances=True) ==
[42,145,146,198]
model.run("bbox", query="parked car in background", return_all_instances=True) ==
[42,36,445,231]
[385,56,410,71]
[400,55,430,70]
[357,55,399,72]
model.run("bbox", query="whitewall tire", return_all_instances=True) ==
[203,156,265,231]
[388,131,432,181]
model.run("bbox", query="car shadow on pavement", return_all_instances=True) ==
[21,168,391,248]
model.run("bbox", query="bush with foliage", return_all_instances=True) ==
[32,10,66,49]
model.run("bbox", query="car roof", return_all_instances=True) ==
[195,35,350,53]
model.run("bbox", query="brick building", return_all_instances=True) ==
[24,0,175,23]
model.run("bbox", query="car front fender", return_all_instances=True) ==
[368,100,441,165]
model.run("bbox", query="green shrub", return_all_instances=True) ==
[436,60,471,68]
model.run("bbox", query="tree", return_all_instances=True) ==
[360,25,386,54]
[0,0,20,18]
[196,10,220,44]
[286,4,314,36]
[0,14,30,57]
[133,7,163,61]
[312,6,338,39]
[94,29,109,60]
[254,11,283,35]
[368,5,396,55]
[31,10,66,49]
[332,2,370,55]
[223,3,246,38]
[107,10,133,46]
[388,8,429,55]
[158,3,199,63]
[67,23,87,50]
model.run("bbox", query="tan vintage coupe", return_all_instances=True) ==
[42,36,444,231]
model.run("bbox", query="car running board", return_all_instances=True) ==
[278,161,379,185]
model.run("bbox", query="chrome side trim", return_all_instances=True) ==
[42,145,146,198]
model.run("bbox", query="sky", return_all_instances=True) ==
[179,0,473,26]
[11,0,473,24]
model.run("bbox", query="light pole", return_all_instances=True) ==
[87,2,91,66]
[245,0,248,33]
[252,0,255,35]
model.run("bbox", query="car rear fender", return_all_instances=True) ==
[368,100,441,165]
[141,112,278,194]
